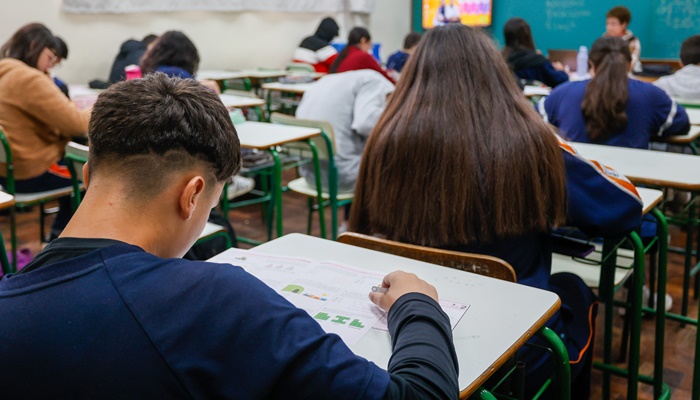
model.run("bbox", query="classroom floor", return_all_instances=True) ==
[2,174,697,400]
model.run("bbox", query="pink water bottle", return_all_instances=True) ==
[124,64,142,80]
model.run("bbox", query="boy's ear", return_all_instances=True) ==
[178,176,206,221]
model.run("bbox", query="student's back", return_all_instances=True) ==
[654,34,700,100]
[296,70,394,192]
[540,37,689,149]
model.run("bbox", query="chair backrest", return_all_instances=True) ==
[286,63,316,73]
[0,128,15,194]
[270,112,336,159]
[338,232,517,283]
[64,141,89,209]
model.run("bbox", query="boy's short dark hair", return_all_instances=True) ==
[142,34,159,46]
[606,6,631,24]
[88,73,240,196]
[680,34,700,66]
[403,32,422,50]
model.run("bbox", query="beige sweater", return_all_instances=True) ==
[0,58,90,180]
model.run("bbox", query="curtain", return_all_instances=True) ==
[62,0,375,14]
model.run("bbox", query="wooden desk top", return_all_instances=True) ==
[261,82,314,94]
[573,142,700,191]
[658,125,700,145]
[218,94,265,109]
[253,234,561,398]
[0,192,14,209]
[235,121,321,149]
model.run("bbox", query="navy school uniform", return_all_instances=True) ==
[539,79,690,149]
[507,49,569,88]
[0,240,458,399]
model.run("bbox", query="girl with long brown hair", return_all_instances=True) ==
[539,36,689,149]
[350,24,643,399]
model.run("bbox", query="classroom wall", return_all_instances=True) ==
[0,0,411,83]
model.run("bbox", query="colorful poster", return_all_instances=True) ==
[422,0,492,28]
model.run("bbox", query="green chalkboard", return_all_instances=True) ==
[412,0,700,59]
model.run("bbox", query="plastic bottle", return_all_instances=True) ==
[576,46,588,77]
[124,64,142,80]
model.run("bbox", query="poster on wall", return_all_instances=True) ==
[62,0,375,14]
[422,0,492,28]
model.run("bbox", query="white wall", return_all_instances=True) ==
[0,0,410,83]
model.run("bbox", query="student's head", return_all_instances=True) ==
[680,34,700,66]
[315,17,340,42]
[330,27,372,73]
[349,24,566,247]
[403,32,422,54]
[87,73,240,256]
[140,31,200,76]
[142,34,159,47]
[503,18,536,56]
[582,37,632,142]
[606,6,632,37]
[0,23,60,73]
[53,36,68,61]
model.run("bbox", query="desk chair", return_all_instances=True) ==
[337,232,571,400]
[0,129,74,272]
[63,141,233,250]
[286,63,316,73]
[223,89,266,122]
[0,193,15,275]
[271,113,353,240]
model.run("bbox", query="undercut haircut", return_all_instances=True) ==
[88,73,240,197]
[680,35,700,66]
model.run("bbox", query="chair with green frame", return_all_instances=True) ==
[0,192,16,276]
[270,113,354,240]
[0,129,75,272]
[337,232,572,400]
[223,89,267,122]
[286,63,316,73]
[64,141,233,249]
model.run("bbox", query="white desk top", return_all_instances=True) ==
[675,97,700,108]
[637,187,664,215]
[523,85,551,97]
[261,82,314,94]
[0,192,14,209]
[198,69,290,81]
[68,84,101,110]
[687,108,700,125]
[659,125,700,144]
[253,234,560,396]
[218,94,265,109]
[572,142,700,190]
[235,121,321,149]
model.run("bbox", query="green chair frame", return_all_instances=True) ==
[223,89,267,122]
[270,113,353,240]
[0,130,74,272]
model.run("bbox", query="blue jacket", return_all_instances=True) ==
[0,243,458,399]
[539,79,690,149]
[386,51,409,73]
[506,49,569,88]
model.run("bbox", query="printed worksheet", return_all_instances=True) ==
[210,249,470,344]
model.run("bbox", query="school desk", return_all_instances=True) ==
[260,82,314,116]
[235,122,321,239]
[688,108,700,126]
[658,125,700,154]
[251,233,562,399]
[550,186,668,399]
[573,142,700,400]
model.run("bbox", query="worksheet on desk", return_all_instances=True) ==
[210,249,469,345]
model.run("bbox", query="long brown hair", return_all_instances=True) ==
[581,37,631,142]
[502,18,536,59]
[0,23,57,69]
[349,24,566,247]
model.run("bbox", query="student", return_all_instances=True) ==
[296,70,395,193]
[0,23,90,238]
[140,31,220,93]
[330,27,395,84]
[0,74,459,399]
[654,34,700,100]
[386,32,422,76]
[349,24,642,399]
[502,18,569,88]
[539,37,689,149]
[52,36,70,97]
[604,6,642,73]
[108,34,158,83]
[293,17,340,73]
[433,0,461,27]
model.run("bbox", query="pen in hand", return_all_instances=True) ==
[371,285,388,294]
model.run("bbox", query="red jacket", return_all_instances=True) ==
[335,46,395,84]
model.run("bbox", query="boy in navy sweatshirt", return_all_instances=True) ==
[0,74,459,399]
